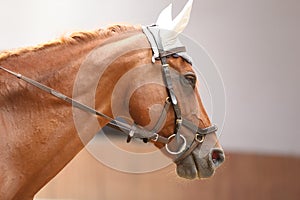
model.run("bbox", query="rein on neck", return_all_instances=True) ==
[0,25,217,163]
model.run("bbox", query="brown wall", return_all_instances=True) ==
[36,148,300,200]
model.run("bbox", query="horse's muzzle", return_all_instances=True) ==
[176,148,225,179]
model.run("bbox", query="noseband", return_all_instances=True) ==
[0,25,217,163]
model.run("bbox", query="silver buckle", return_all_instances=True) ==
[176,118,183,125]
[152,133,159,142]
[126,125,137,143]
[195,134,205,143]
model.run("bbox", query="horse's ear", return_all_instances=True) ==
[156,3,173,29]
[156,0,193,34]
[172,0,193,34]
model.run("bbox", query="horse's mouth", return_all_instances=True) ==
[176,148,225,179]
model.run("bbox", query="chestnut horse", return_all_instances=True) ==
[0,25,222,199]
[0,2,224,200]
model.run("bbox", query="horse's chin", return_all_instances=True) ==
[176,150,224,179]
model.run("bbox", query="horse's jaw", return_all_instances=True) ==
[176,148,225,179]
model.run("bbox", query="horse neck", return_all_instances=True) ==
[0,37,102,95]
[0,29,148,199]
[0,35,108,146]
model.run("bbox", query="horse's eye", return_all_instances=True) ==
[182,73,197,89]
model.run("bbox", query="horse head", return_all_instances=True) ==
[107,0,224,179]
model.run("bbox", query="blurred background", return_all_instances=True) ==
[1,0,299,199]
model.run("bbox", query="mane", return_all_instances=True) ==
[0,25,140,61]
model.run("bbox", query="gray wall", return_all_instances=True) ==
[1,0,299,156]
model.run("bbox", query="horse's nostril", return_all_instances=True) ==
[210,148,225,167]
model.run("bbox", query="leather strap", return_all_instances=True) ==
[182,119,218,135]
[150,98,171,134]
[159,47,186,58]
[161,57,183,142]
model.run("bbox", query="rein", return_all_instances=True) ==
[0,66,167,143]
[0,26,217,163]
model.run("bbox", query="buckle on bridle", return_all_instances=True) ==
[126,125,137,143]
[166,97,171,103]
[151,133,159,142]
[195,134,205,143]
[176,118,183,125]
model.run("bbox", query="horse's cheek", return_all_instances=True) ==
[128,85,163,126]
[128,90,151,127]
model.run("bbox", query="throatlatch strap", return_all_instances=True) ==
[150,98,171,134]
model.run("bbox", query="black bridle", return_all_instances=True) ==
[0,26,217,163]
